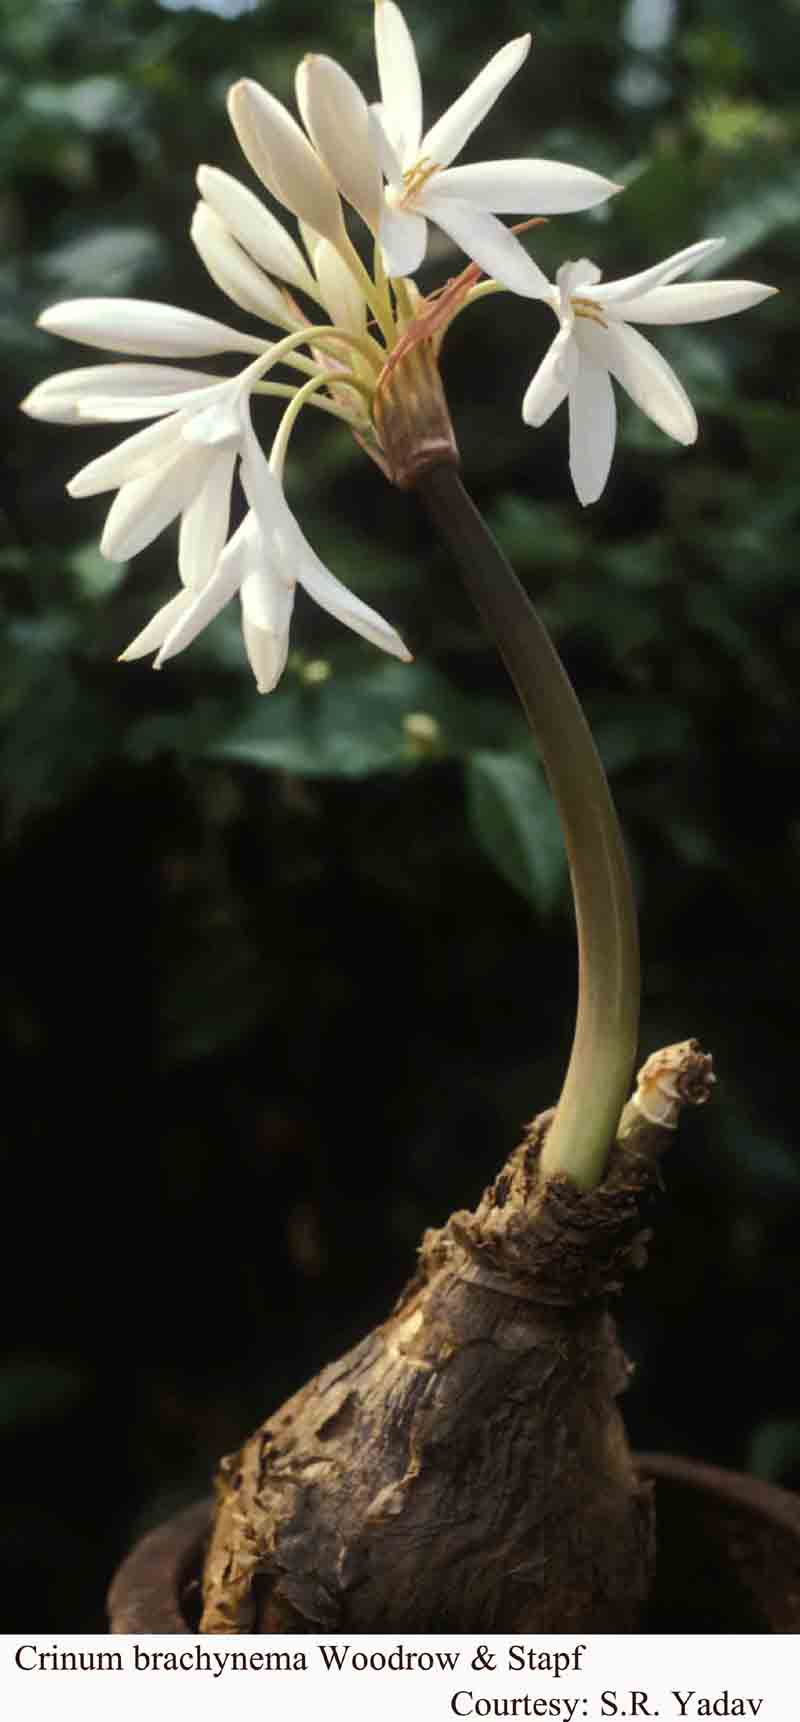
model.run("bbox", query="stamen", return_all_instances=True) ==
[400,156,441,205]
[572,297,608,329]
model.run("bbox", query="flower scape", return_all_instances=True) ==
[22,0,775,692]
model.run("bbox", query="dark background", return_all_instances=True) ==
[2,0,798,1629]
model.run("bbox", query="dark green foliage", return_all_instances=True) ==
[1,0,798,1629]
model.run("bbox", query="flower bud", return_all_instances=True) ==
[227,80,346,251]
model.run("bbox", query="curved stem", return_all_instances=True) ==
[414,463,639,1190]
[268,371,370,479]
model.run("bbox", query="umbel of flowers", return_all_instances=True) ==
[23,1,774,693]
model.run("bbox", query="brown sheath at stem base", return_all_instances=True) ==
[196,1067,711,1634]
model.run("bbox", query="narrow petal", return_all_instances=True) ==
[191,204,303,330]
[67,414,187,497]
[378,205,428,278]
[434,158,620,215]
[421,34,531,169]
[75,381,223,423]
[20,363,218,425]
[369,105,405,188]
[568,356,616,506]
[557,258,602,306]
[422,194,550,297]
[610,280,778,326]
[227,80,345,248]
[522,327,578,426]
[290,535,412,661]
[180,387,244,448]
[240,566,296,693]
[100,445,215,562]
[178,448,237,590]
[374,0,423,165]
[154,519,252,666]
[241,426,412,661]
[591,239,725,308]
[119,590,194,661]
[296,55,383,234]
[298,220,323,270]
[38,298,265,357]
[196,165,318,297]
[312,239,367,335]
[580,318,697,444]
[238,421,290,539]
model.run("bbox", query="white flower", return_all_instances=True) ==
[365,0,619,295]
[521,239,778,505]
[25,295,411,686]
[120,467,412,694]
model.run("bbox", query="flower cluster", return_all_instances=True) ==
[23,0,775,690]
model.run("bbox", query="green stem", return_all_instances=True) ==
[414,463,639,1190]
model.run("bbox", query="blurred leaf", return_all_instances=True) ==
[68,543,129,603]
[747,1419,800,1486]
[698,163,800,270]
[24,76,141,134]
[466,749,566,912]
[590,697,693,773]
[206,660,511,779]
[39,226,163,295]
[488,496,585,573]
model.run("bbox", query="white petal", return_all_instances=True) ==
[312,239,367,335]
[240,566,296,693]
[421,34,531,169]
[522,327,578,426]
[422,194,550,297]
[241,429,411,661]
[100,445,215,562]
[180,387,245,448]
[178,448,237,589]
[74,382,222,423]
[38,297,265,357]
[292,538,412,661]
[369,105,405,188]
[67,414,187,497]
[568,356,616,506]
[196,165,318,297]
[119,590,194,661]
[20,363,218,424]
[378,205,429,278]
[556,258,602,305]
[610,280,779,326]
[191,204,302,330]
[374,0,423,165]
[296,55,383,234]
[238,423,290,539]
[591,239,725,308]
[227,80,345,248]
[434,159,620,215]
[580,318,697,445]
[154,519,252,666]
[298,220,323,270]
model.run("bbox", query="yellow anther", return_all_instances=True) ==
[400,157,441,203]
[572,297,608,329]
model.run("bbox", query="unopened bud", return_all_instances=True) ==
[403,710,440,751]
[302,657,332,686]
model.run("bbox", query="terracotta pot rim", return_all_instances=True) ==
[107,1454,800,1634]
